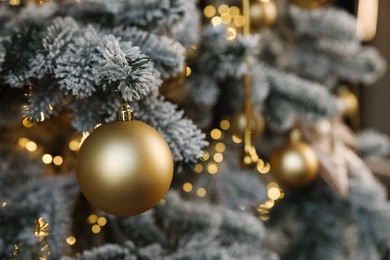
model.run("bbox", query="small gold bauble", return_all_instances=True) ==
[76,120,174,216]
[250,0,278,30]
[289,0,331,9]
[270,130,318,187]
[231,109,265,140]
[338,87,359,118]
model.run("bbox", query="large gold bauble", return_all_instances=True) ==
[76,120,174,216]
[250,0,278,30]
[270,130,318,187]
[231,109,265,140]
[338,88,359,118]
[289,0,331,9]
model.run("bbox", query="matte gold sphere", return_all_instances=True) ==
[250,0,278,30]
[290,0,331,9]
[338,88,359,118]
[76,120,174,216]
[270,131,318,187]
[231,109,265,140]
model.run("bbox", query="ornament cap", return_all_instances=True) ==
[289,129,302,143]
[117,104,133,122]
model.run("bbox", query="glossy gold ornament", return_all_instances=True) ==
[338,87,359,118]
[250,0,277,30]
[270,129,319,187]
[289,0,331,9]
[231,109,265,140]
[76,106,173,216]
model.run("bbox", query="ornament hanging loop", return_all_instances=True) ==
[115,89,133,122]
[117,104,133,122]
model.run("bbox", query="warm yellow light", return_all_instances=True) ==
[91,224,101,234]
[218,4,229,15]
[42,154,53,164]
[66,236,76,246]
[219,119,230,130]
[215,142,226,153]
[79,131,90,147]
[186,66,192,77]
[18,137,29,148]
[200,152,209,161]
[221,13,232,24]
[229,6,240,18]
[87,214,98,224]
[256,159,264,172]
[357,0,378,41]
[227,27,237,40]
[259,215,270,221]
[34,217,49,238]
[268,187,281,200]
[210,129,222,140]
[2,202,6,207]
[183,182,193,192]
[234,15,245,27]
[26,141,37,152]
[22,117,33,128]
[259,162,270,174]
[267,182,279,189]
[53,156,63,166]
[9,0,20,6]
[196,187,207,197]
[265,199,275,208]
[193,163,203,173]
[48,104,53,111]
[213,153,224,163]
[204,5,216,18]
[97,217,107,226]
[232,134,242,144]
[40,112,45,122]
[69,139,79,151]
[211,16,223,26]
[207,162,218,174]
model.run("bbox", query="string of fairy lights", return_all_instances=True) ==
[184,116,284,220]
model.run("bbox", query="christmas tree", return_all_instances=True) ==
[1,0,390,259]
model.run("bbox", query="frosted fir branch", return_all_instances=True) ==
[113,26,185,79]
[22,81,63,123]
[1,172,78,258]
[288,5,359,52]
[356,130,390,159]
[197,25,260,79]
[1,21,42,88]
[267,159,390,260]
[286,43,386,85]
[132,92,208,162]
[192,142,267,210]
[31,17,79,78]
[96,35,158,101]
[107,191,277,260]
[264,66,338,130]
[54,26,101,98]
[185,74,220,107]
[71,95,103,131]
[168,0,200,48]
[61,243,133,260]
[117,0,190,35]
